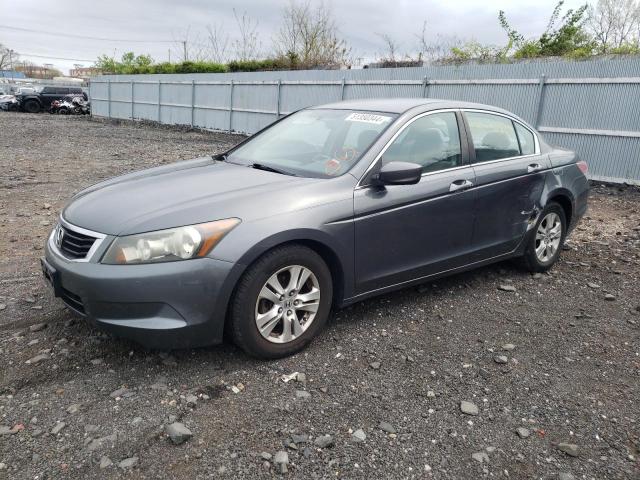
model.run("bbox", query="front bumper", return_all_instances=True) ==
[43,238,240,349]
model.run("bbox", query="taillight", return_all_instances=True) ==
[576,160,588,174]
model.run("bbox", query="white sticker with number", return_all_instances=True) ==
[345,113,391,125]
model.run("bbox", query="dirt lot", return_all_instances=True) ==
[0,111,639,480]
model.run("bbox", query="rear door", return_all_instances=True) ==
[463,110,550,259]
[353,110,477,293]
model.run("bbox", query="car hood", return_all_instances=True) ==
[63,157,338,236]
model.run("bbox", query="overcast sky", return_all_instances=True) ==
[1,0,587,74]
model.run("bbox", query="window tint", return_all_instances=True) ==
[41,87,55,94]
[466,112,521,162]
[514,122,535,155]
[383,112,462,173]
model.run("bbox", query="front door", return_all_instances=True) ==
[354,110,477,294]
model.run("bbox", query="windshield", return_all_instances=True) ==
[226,109,396,178]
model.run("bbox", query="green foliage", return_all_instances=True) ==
[536,3,595,57]
[95,53,228,74]
[456,1,600,62]
[95,51,314,74]
[226,57,295,72]
[608,42,640,54]
[448,41,508,64]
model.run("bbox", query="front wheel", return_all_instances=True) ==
[229,245,332,358]
[23,100,41,113]
[520,202,566,272]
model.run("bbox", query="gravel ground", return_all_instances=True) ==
[0,111,639,480]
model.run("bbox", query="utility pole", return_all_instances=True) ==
[168,49,171,63]
[182,41,187,62]
[9,49,14,80]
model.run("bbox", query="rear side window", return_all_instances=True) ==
[466,112,521,162]
[514,122,535,155]
[41,87,55,94]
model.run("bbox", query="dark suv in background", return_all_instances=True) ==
[17,86,87,113]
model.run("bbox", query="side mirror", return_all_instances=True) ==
[375,161,422,186]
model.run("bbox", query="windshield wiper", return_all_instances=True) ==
[249,163,297,176]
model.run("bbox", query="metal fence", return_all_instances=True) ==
[90,57,640,184]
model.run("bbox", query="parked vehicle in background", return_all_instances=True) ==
[42,98,589,358]
[0,95,19,111]
[51,94,90,115]
[17,86,86,113]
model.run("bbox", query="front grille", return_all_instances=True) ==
[61,287,86,315]
[59,226,97,260]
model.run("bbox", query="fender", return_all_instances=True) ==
[231,227,352,303]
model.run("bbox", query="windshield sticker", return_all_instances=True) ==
[345,113,391,125]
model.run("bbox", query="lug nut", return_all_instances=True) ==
[294,300,300,306]
[279,295,284,301]
[289,290,296,296]
[278,307,283,313]
[287,310,292,315]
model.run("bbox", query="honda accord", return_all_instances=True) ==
[42,98,589,358]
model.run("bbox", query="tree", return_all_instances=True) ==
[0,44,17,70]
[376,33,400,63]
[95,52,154,74]
[588,0,640,51]
[498,1,595,59]
[415,21,463,63]
[274,1,350,68]
[233,9,261,61]
[206,23,230,63]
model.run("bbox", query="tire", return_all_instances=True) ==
[23,100,41,114]
[230,245,333,359]
[520,202,566,273]
[58,107,69,115]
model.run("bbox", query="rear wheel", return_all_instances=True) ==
[520,202,566,272]
[230,245,332,358]
[58,107,69,115]
[23,100,41,113]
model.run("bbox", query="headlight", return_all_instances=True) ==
[101,218,240,265]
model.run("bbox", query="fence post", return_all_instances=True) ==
[157,81,161,123]
[229,80,234,133]
[534,74,547,128]
[340,77,346,100]
[107,79,111,119]
[130,81,134,120]
[422,76,430,98]
[191,80,195,128]
[276,79,282,119]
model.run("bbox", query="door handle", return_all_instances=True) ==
[449,179,474,192]
[527,163,543,173]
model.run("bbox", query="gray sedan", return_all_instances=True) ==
[42,98,589,358]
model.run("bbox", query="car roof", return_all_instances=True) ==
[310,98,515,117]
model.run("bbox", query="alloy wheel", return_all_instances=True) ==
[535,212,562,263]
[254,265,320,344]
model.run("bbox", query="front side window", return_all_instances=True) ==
[227,109,396,178]
[466,112,521,162]
[382,112,462,173]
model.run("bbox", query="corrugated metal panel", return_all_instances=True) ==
[90,56,640,183]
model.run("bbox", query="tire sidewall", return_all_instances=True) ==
[24,100,41,113]
[232,246,332,358]
[527,203,567,270]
